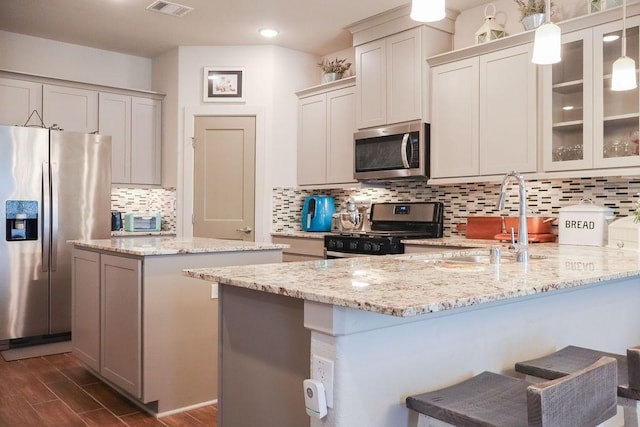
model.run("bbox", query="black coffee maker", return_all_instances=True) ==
[111,211,122,231]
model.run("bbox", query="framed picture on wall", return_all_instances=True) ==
[203,67,245,102]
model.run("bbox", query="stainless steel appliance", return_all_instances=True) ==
[0,125,111,342]
[324,202,444,258]
[354,121,430,180]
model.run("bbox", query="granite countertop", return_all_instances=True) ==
[111,230,176,237]
[72,236,288,256]
[184,243,640,317]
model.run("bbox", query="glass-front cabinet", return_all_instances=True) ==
[593,18,640,168]
[543,16,640,172]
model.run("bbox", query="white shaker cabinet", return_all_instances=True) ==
[99,93,162,185]
[355,27,424,129]
[430,44,537,179]
[0,78,42,127]
[297,77,356,186]
[43,84,98,133]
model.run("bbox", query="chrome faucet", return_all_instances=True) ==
[496,171,529,262]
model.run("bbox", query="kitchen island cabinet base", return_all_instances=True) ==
[72,247,283,416]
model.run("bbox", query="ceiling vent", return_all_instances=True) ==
[146,0,193,17]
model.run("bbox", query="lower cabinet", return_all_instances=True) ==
[72,249,141,398]
[272,235,325,261]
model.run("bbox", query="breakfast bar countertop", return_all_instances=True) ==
[71,236,288,256]
[184,242,640,317]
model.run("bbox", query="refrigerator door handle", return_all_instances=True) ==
[50,162,59,272]
[42,162,50,272]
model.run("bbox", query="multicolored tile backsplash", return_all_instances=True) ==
[111,187,177,232]
[272,176,640,236]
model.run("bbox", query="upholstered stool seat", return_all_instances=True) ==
[515,345,640,400]
[406,356,617,427]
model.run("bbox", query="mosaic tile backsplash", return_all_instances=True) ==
[111,187,177,232]
[272,177,640,236]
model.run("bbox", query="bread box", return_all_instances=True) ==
[608,216,640,250]
[558,201,614,246]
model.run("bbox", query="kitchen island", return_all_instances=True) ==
[185,242,640,427]
[70,236,286,416]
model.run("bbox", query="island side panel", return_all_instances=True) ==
[144,250,283,414]
[219,284,310,427]
[306,277,640,427]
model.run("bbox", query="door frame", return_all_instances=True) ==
[180,106,268,241]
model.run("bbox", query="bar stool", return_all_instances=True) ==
[515,346,640,425]
[406,356,617,427]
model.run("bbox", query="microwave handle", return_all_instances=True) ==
[400,133,410,169]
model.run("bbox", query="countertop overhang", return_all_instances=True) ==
[184,240,640,317]
[71,236,288,256]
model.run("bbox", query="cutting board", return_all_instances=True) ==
[493,233,557,243]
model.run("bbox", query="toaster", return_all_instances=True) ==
[124,212,162,232]
[301,196,335,232]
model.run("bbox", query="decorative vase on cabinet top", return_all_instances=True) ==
[324,72,342,83]
[522,13,545,31]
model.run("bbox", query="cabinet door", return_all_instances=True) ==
[386,28,422,125]
[430,58,480,178]
[542,29,593,171]
[479,44,537,175]
[0,78,42,127]
[71,248,101,372]
[101,254,141,398]
[593,17,640,169]
[43,84,98,133]
[131,97,162,185]
[298,93,327,185]
[326,86,356,184]
[356,39,387,129]
[99,93,132,184]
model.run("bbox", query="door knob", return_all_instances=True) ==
[236,226,252,233]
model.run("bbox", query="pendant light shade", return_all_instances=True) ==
[531,0,561,64]
[410,0,445,22]
[532,22,562,64]
[611,0,637,91]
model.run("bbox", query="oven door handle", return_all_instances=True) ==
[400,133,410,169]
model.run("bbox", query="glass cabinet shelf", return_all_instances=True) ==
[553,120,584,130]
[552,80,584,94]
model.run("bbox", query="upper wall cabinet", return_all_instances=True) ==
[0,78,42,127]
[99,93,162,186]
[297,78,356,186]
[43,84,98,133]
[431,43,537,179]
[355,26,451,129]
[543,17,640,172]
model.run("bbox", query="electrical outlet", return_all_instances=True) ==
[210,283,218,299]
[312,355,334,408]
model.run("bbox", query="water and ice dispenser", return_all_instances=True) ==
[5,200,38,241]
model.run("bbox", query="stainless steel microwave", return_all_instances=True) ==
[354,121,429,180]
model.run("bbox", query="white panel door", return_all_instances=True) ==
[0,78,42,127]
[43,84,98,133]
[430,58,480,178]
[479,44,537,175]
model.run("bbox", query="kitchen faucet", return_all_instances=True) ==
[496,171,529,262]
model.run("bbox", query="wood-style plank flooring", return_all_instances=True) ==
[0,351,218,426]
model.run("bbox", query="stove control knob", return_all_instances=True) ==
[371,243,380,252]
[336,241,344,249]
[349,242,358,251]
[327,240,336,249]
[363,242,371,251]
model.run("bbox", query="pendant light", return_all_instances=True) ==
[410,0,445,22]
[531,0,561,64]
[611,0,637,91]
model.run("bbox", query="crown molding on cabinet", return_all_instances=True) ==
[295,76,356,98]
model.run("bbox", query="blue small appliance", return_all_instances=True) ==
[301,196,335,232]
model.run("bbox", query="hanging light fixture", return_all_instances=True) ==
[611,0,637,91]
[410,0,445,22]
[531,0,561,64]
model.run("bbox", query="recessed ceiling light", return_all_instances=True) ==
[603,34,620,42]
[259,28,279,38]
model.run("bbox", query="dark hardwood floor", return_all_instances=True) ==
[0,351,218,426]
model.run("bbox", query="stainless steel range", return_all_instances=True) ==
[324,202,444,258]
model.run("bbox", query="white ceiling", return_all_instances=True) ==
[0,0,487,58]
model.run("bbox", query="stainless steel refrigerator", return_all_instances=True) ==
[0,125,111,342]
